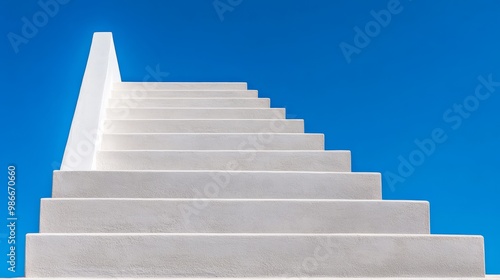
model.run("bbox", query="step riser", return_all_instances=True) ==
[114,82,248,90]
[52,171,382,199]
[108,98,270,108]
[40,199,430,234]
[95,151,351,172]
[112,90,258,98]
[105,108,285,120]
[12,278,500,280]
[102,120,304,133]
[25,234,484,278]
[101,133,324,150]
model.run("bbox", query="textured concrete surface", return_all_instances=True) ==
[108,97,270,108]
[52,171,382,199]
[102,119,304,133]
[26,234,485,278]
[101,133,324,150]
[4,278,500,280]
[114,82,248,90]
[112,89,259,98]
[95,150,351,171]
[40,199,429,234]
[106,108,285,119]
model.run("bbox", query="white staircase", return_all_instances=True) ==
[18,33,499,279]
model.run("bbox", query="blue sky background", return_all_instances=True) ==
[1,0,500,276]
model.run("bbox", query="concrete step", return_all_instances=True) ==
[112,89,259,98]
[106,108,285,119]
[100,133,324,150]
[114,82,247,90]
[95,150,351,171]
[39,199,429,234]
[108,98,270,108]
[5,278,499,280]
[102,119,304,133]
[25,233,484,278]
[52,171,381,199]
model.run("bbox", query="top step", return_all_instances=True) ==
[115,82,248,91]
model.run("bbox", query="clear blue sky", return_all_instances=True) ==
[1,0,499,276]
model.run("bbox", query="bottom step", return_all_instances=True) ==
[4,278,500,280]
[26,234,484,278]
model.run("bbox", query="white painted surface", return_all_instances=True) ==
[114,82,248,90]
[101,133,324,150]
[52,171,382,199]
[25,234,484,278]
[95,150,351,171]
[102,119,304,133]
[105,108,285,119]
[40,199,430,234]
[112,89,258,98]
[60,32,121,171]
[108,97,270,108]
[4,278,499,280]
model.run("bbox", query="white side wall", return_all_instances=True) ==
[60,32,121,171]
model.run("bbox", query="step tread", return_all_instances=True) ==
[112,90,259,98]
[105,108,286,120]
[28,233,479,236]
[25,234,485,278]
[40,198,429,234]
[95,150,351,172]
[107,98,269,108]
[52,170,381,199]
[109,98,261,100]
[4,278,499,280]
[3,278,498,280]
[114,82,248,90]
[102,119,304,133]
[42,198,410,201]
